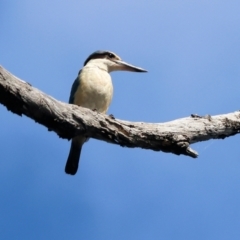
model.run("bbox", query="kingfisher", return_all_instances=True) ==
[65,50,147,175]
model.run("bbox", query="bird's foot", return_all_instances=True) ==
[109,114,115,119]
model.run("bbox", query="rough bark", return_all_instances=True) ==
[1,65,240,158]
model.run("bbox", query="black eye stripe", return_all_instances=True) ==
[108,53,115,58]
[84,51,117,66]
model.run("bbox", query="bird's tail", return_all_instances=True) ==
[65,140,82,175]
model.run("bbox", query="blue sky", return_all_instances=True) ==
[1,1,240,239]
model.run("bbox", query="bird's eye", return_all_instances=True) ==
[108,53,115,58]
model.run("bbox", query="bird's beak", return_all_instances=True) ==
[113,60,147,72]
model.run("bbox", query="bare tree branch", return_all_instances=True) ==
[1,65,240,158]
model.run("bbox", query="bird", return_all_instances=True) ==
[65,50,147,175]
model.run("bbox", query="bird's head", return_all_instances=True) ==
[83,50,147,73]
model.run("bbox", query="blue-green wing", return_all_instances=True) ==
[69,70,81,104]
